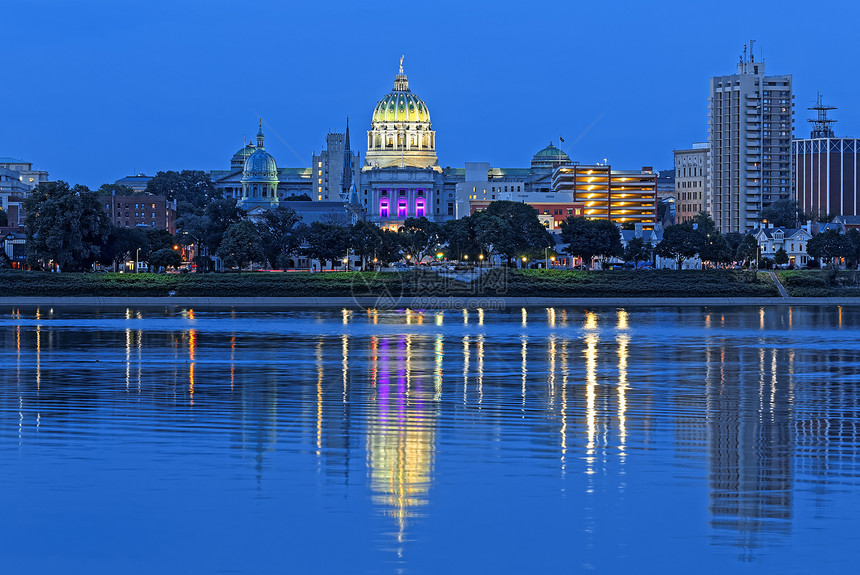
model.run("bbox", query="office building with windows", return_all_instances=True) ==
[674,143,708,223]
[792,98,860,218]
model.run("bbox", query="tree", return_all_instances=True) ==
[481,201,553,265]
[0,209,8,227]
[400,216,443,262]
[700,233,733,267]
[807,229,852,266]
[846,229,860,268]
[559,217,621,269]
[100,226,149,269]
[691,211,717,238]
[24,181,111,271]
[655,223,705,269]
[305,222,351,269]
[443,215,481,261]
[203,197,244,252]
[759,199,802,228]
[622,237,651,268]
[145,228,175,253]
[591,220,623,267]
[724,232,745,259]
[474,214,512,264]
[284,193,312,201]
[255,206,302,269]
[774,247,789,266]
[145,170,215,215]
[218,220,264,270]
[560,217,599,267]
[97,183,137,196]
[147,248,182,271]
[735,233,759,267]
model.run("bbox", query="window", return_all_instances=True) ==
[379,198,389,218]
[416,198,426,217]
[448,202,454,216]
[397,198,408,218]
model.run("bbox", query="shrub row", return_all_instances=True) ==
[778,270,860,297]
[0,269,781,298]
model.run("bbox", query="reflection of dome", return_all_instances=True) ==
[231,142,256,170]
[531,142,571,170]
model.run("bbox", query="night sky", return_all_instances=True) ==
[4,0,858,188]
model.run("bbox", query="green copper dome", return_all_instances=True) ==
[241,124,278,184]
[531,142,571,170]
[231,142,256,169]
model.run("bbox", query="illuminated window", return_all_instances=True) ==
[397,198,408,218]
[416,198,426,217]
[379,198,389,217]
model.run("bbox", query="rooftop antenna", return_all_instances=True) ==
[808,93,837,139]
[749,39,756,62]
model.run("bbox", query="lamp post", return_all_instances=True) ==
[135,248,140,273]
[479,253,484,268]
[521,256,527,269]
[544,247,549,269]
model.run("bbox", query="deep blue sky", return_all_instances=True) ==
[4,0,859,188]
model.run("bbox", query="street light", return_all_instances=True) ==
[479,253,484,268]
[521,256,527,269]
[135,248,140,273]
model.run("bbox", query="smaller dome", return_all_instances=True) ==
[231,141,256,169]
[531,142,571,170]
[242,148,278,183]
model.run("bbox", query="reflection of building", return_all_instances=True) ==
[792,98,860,218]
[100,193,177,234]
[674,143,708,223]
[706,344,793,549]
[709,47,794,232]
[366,335,436,546]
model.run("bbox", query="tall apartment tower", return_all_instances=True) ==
[708,47,794,232]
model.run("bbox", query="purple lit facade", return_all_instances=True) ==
[360,167,459,229]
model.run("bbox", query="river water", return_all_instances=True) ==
[1,305,859,573]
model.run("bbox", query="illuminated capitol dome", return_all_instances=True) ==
[364,56,440,172]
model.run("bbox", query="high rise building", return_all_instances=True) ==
[708,46,794,232]
[312,121,360,202]
[792,97,860,218]
[674,143,708,223]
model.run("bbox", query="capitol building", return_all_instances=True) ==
[210,59,656,230]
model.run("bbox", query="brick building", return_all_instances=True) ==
[100,195,177,234]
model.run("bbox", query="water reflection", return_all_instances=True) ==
[2,305,860,572]
[367,334,436,553]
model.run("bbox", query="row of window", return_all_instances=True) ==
[678,180,702,188]
[107,202,158,210]
[118,212,158,219]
